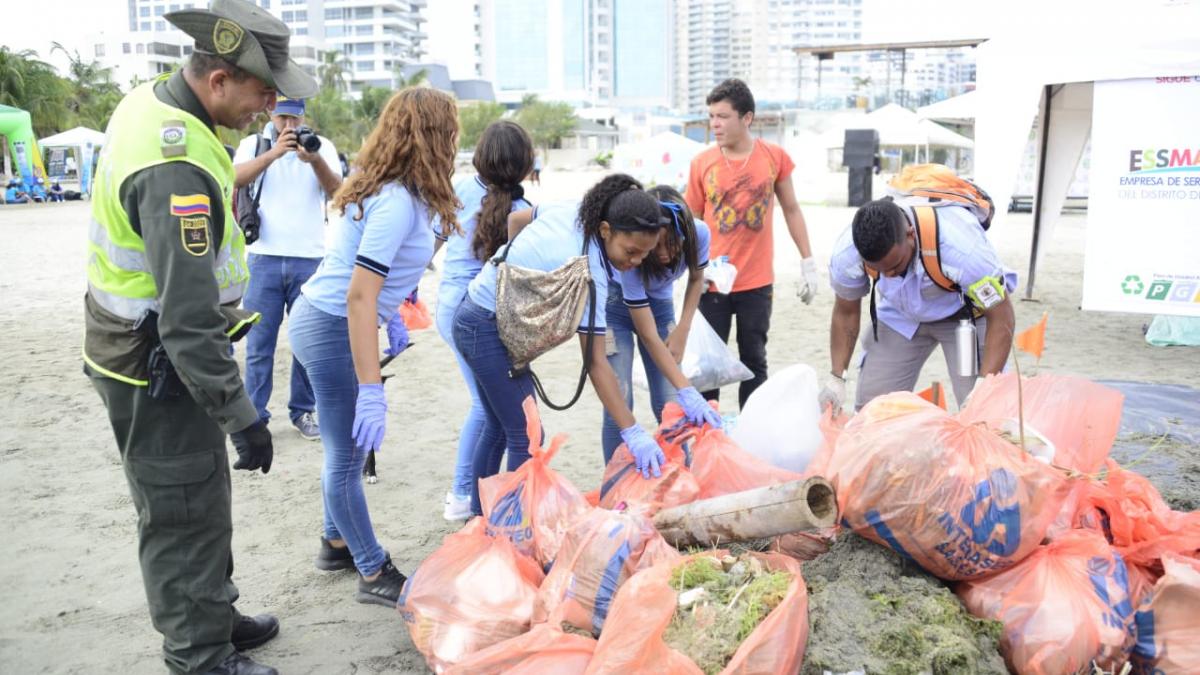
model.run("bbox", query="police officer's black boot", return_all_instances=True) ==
[231,614,280,651]
[204,652,278,675]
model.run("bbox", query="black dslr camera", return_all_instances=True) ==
[294,125,321,152]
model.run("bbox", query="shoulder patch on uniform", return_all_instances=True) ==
[170,193,211,217]
[161,120,187,158]
[180,217,211,256]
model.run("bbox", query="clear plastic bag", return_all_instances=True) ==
[680,312,753,393]
[728,364,823,473]
[703,256,737,294]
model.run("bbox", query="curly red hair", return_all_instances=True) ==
[333,87,461,236]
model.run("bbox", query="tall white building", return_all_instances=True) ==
[675,0,865,114]
[480,0,673,109]
[422,0,484,80]
[89,0,426,94]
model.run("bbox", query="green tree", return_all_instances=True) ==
[318,50,351,94]
[306,88,357,155]
[392,66,428,90]
[51,42,123,130]
[515,95,576,153]
[354,85,392,122]
[0,47,72,137]
[457,101,506,149]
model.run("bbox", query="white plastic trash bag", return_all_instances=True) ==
[703,256,737,294]
[680,312,753,392]
[730,364,823,473]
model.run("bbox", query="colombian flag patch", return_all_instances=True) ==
[170,193,211,217]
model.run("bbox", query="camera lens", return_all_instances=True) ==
[295,126,321,152]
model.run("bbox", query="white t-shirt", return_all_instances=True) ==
[233,126,340,259]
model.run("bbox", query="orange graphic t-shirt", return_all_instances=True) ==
[685,139,794,292]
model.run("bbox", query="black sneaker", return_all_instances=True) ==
[356,557,407,608]
[315,537,354,572]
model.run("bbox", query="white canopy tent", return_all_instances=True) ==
[917,90,977,125]
[821,103,973,162]
[39,126,105,151]
[972,0,1200,298]
[611,131,705,190]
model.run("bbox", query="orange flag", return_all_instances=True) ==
[917,382,948,410]
[1015,311,1049,361]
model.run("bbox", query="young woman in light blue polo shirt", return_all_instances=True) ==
[454,174,723,516]
[600,185,713,461]
[434,121,533,521]
[287,88,461,609]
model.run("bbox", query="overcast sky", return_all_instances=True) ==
[0,0,1135,78]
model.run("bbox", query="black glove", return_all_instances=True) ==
[230,420,273,474]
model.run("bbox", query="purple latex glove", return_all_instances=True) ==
[620,424,665,479]
[352,383,387,452]
[385,313,410,356]
[677,386,722,429]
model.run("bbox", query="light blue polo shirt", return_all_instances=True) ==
[467,200,612,333]
[828,204,1018,339]
[617,219,712,307]
[439,175,531,290]
[302,182,436,325]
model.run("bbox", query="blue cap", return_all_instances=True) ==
[274,96,306,117]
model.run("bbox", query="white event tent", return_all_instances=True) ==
[972,0,1200,297]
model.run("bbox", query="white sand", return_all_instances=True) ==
[0,169,1196,674]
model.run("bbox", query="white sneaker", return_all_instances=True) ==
[442,491,472,521]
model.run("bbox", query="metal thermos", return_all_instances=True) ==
[956,318,978,377]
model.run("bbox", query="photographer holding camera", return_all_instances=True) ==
[233,96,341,440]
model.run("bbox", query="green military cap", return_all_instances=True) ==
[166,0,318,99]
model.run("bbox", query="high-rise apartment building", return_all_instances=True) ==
[675,0,864,114]
[422,0,484,80]
[480,0,672,109]
[91,0,426,94]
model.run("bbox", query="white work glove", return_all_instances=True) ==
[818,374,846,414]
[797,257,820,305]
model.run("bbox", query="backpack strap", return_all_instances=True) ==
[912,205,959,294]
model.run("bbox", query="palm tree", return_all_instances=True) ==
[318,50,351,94]
[391,65,428,90]
[0,47,72,136]
[51,41,121,130]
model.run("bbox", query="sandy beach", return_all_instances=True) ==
[1,167,1197,674]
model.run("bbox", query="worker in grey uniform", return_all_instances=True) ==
[820,197,1017,413]
[82,1,317,673]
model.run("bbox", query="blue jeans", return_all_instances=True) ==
[243,253,320,424]
[452,298,536,516]
[288,295,387,576]
[601,285,678,462]
[435,282,487,498]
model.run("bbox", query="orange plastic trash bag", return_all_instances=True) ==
[1129,552,1200,673]
[957,529,1137,675]
[959,373,1123,474]
[399,297,433,330]
[1075,460,1200,569]
[535,506,679,635]
[585,551,809,675]
[444,622,597,675]
[598,430,699,514]
[823,392,1074,580]
[479,397,589,567]
[659,403,802,499]
[397,517,546,672]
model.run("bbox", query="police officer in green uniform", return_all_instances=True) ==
[83,1,317,673]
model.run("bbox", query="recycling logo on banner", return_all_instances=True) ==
[1121,275,1144,295]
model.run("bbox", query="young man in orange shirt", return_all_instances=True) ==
[685,79,820,408]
